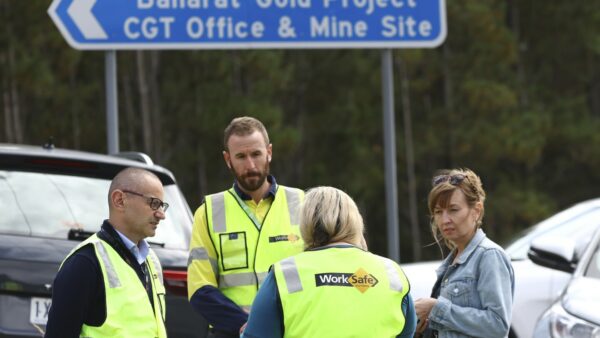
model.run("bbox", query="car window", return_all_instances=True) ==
[0,170,191,249]
[504,205,600,260]
[584,241,600,279]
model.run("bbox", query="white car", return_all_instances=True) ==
[530,225,600,337]
[402,198,600,338]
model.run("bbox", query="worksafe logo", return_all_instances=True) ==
[269,234,300,243]
[350,268,379,293]
[315,268,378,293]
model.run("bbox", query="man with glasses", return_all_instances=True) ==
[45,167,168,338]
[188,116,305,338]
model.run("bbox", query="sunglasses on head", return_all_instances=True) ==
[432,174,466,187]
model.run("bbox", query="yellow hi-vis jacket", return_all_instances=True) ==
[62,234,167,338]
[188,185,304,311]
[273,246,410,338]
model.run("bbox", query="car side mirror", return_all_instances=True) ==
[527,236,577,273]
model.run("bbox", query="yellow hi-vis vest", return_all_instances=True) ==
[62,234,167,338]
[273,247,410,338]
[204,185,304,310]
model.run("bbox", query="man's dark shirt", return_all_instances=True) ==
[44,221,153,338]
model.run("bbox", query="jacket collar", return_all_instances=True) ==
[437,228,487,273]
[454,228,487,264]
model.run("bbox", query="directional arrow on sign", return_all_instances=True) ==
[48,0,114,49]
[66,0,107,39]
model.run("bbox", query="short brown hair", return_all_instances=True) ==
[223,116,270,151]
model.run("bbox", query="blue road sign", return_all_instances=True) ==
[48,0,446,50]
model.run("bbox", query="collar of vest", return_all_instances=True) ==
[99,221,144,275]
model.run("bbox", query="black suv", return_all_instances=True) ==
[0,143,207,337]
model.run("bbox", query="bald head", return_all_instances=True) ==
[108,168,161,209]
[108,167,166,243]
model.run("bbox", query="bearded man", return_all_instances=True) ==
[187,116,305,338]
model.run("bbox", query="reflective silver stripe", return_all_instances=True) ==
[211,192,226,232]
[256,272,268,285]
[94,242,121,288]
[188,247,209,261]
[148,250,163,285]
[379,257,403,292]
[280,257,302,294]
[284,187,301,226]
[241,305,252,313]
[188,248,219,276]
[210,258,219,277]
[219,272,257,287]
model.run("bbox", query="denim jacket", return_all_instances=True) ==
[427,229,514,338]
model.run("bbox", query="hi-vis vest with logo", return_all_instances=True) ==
[61,234,167,338]
[273,247,410,338]
[204,185,304,310]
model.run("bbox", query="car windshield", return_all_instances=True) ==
[0,170,191,249]
[584,235,600,279]
[504,202,600,260]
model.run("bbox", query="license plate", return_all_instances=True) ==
[30,297,52,325]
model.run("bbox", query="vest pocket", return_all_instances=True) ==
[219,232,249,270]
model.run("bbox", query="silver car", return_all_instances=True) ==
[402,198,600,338]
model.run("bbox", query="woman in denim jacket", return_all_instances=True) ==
[415,168,514,338]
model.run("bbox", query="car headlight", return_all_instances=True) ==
[546,302,600,338]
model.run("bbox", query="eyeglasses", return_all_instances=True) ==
[432,174,466,187]
[123,190,169,212]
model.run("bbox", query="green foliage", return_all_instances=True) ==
[1,0,599,261]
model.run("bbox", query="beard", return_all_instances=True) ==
[231,161,270,192]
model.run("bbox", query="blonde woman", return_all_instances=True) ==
[241,186,416,338]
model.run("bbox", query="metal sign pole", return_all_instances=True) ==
[381,49,400,262]
[105,50,119,154]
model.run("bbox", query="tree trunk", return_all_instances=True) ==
[396,54,422,261]
[136,51,153,155]
[2,1,23,144]
[197,147,208,198]
[8,33,22,143]
[1,1,11,142]
[69,62,81,149]
[442,43,455,165]
[508,0,529,107]
[122,67,138,151]
[2,52,13,142]
[149,51,162,163]
[231,51,244,96]
[10,78,22,143]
